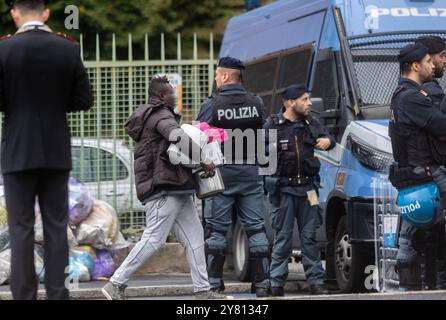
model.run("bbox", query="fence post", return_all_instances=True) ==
[111,34,118,211]
[192,33,200,117]
[145,34,150,102]
[78,34,85,185]
[161,33,165,74]
[95,33,102,199]
[209,33,215,96]
[128,33,135,221]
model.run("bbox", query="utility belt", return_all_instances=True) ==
[389,162,433,191]
[279,175,313,186]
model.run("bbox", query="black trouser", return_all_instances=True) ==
[3,169,69,300]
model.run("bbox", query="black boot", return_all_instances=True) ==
[271,286,284,297]
[423,248,437,290]
[396,260,422,291]
[205,246,226,292]
[309,284,329,295]
[437,260,446,289]
[249,252,271,298]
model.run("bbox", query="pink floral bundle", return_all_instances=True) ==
[194,122,228,143]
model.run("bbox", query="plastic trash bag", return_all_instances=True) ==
[34,213,44,244]
[68,178,94,225]
[74,200,119,249]
[70,246,96,275]
[108,232,130,268]
[91,249,115,280]
[0,249,11,285]
[68,256,91,283]
[35,214,78,247]
[67,226,78,248]
[34,244,45,283]
[0,206,9,252]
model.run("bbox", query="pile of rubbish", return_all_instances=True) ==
[0,178,129,285]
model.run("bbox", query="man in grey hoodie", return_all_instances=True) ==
[102,76,227,300]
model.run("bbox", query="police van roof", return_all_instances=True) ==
[220,0,446,61]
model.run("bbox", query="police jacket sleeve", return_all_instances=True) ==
[440,95,446,112]
[196,98,213,124]
[68,46,94,112]
[257,95,267,125]
[403,91,446,136]
[312,117,336,150]
[262,120,272,156]
[156,110,208,164]
[0,62,4,112]
[260,119,275,163]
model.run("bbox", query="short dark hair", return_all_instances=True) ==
[400,59,424,76]
[400,62,412,75]
[13,0,45,15]
[228,69,242,83]
[149,75,171,97]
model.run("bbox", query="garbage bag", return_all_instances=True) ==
[68,178,94,225]
[67,226,78,248]
[0,206,9,252]
[75,245,96,258]
[34,213,44,244]
[35,214,79,247]
[91,249,115,280]
[0,249,11,285]
[107,232,130,268]
[74,200,119,249]
[70,246,96,275]
[68,256,91,283]
[34,244,45,283]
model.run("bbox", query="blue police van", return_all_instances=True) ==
[221,0,446,292]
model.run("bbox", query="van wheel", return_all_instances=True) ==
[334,215,372,292]
[232,220,251,282]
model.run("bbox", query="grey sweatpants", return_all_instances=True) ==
[110,194,210,293]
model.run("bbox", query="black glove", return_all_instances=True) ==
[200,162,216,179]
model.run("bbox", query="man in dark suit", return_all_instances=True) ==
[0,0,93,300]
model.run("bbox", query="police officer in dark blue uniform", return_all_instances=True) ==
[196,57,270,297]
[0,0,93,299]
[415,36,446,289]
[263,85,335,296]
[389,43,446,291]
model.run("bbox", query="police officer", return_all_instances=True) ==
[263,85,335,296]
[196,57,270,297]
[416,36,446,289]
[0,0,93,299]
[389,43,446,291]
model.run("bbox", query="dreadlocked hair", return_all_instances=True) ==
[149,75,171,97]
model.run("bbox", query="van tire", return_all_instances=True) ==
[334,215,373,292]
[232,220,251,282]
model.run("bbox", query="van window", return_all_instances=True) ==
[260,95,273,114]
[273,94,284,114]
[277,46,313,89]
[244,44,314,115]
[311,48,339,111]
[244,57,279,94]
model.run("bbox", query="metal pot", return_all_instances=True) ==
[194,167,225,199]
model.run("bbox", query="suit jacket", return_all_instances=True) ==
[0,27,93,173]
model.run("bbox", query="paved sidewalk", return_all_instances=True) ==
[0,272,308,300]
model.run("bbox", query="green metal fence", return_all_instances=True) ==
[69,33,216,237]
